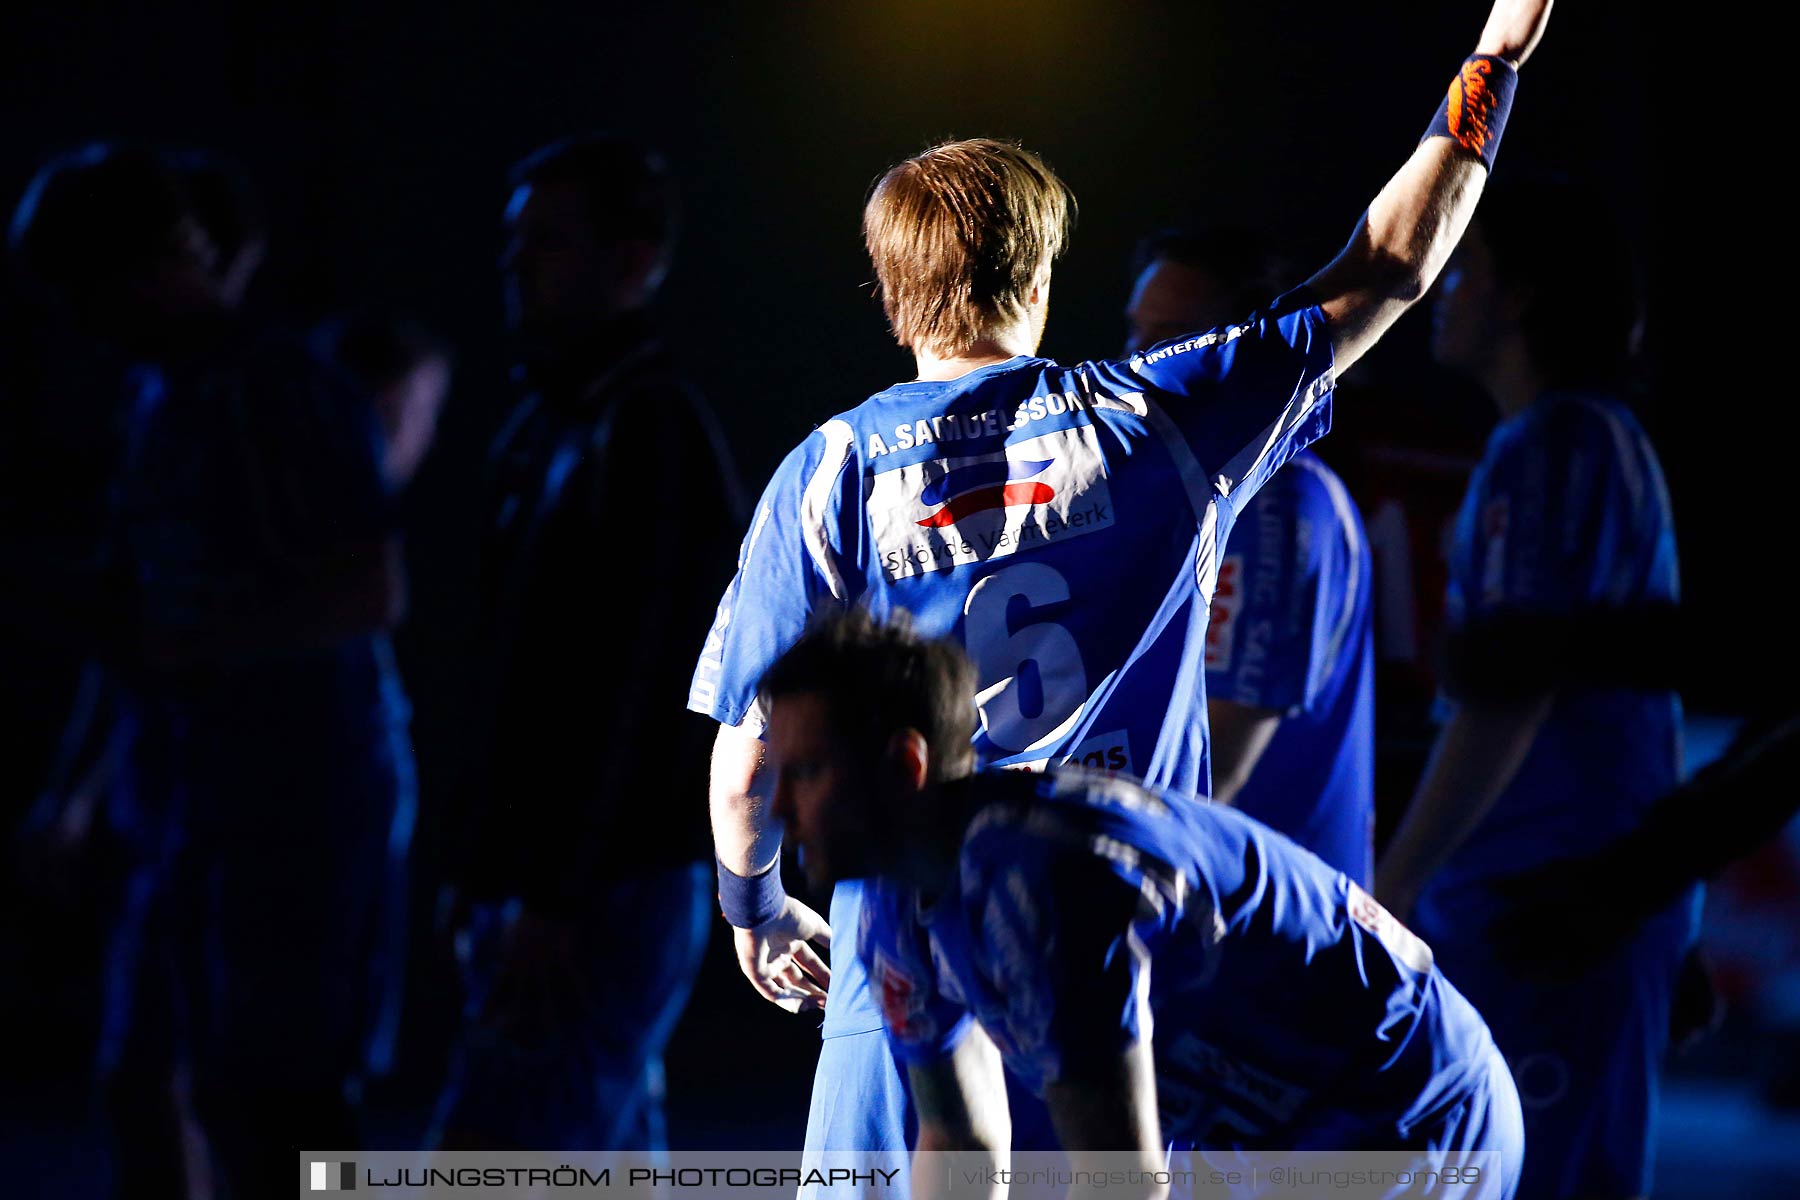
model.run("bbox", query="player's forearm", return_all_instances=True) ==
[911,1124,1007,1200]
[1315,145,1486,367]
[1618,713,1800,903]
[1308,0,1549,373]
[1046,1040,1166,1197]
[908,1033,1012,1197]
[1376,693,1552,912]
[709,720,780,874]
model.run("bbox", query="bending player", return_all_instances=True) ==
[689,0,1552,1174]
[762,610,1523,1199]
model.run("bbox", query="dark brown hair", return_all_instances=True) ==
[758,608,976,783]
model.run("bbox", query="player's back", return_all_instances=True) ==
[1432,391,1681,900]
[846,357,1216,790]
[696,296,1332,796]
[866,768,1499,1148]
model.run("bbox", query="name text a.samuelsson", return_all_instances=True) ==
[863,388,1140,460]
[882,500,1111,576]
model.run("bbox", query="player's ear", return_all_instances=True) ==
[1027,262,1052,307]
[885,728,930,793]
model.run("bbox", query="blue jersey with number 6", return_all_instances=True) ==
[689,289,1334,1039]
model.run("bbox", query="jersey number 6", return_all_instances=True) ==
[963,562,1089,755]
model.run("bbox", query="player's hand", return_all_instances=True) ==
[733,895,832,1014]
[1475,0,1552,69]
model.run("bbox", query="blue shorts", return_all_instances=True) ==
[1418,886,1699,1197]
[100,715,415,1090]
[800,1030,911,1197]
[432,862,711,1151]
[800,881,913,1195]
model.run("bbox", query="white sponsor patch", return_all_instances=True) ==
[869,425,1114,580]
[1347,882,1434,974]
[1001,728,1133,776]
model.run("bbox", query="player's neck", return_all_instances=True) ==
[912,328,1038,382]
[887,775,981,897]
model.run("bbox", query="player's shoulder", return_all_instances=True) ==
[1482,392,1656,496]
[1284,450,1368,544]
[1499,390,1640,454]
[763,413,860,488]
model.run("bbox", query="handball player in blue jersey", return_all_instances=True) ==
[1126,229,1375,885]
[1377,181,1696,1199]
[760,611,1522,1198]
[690,0,1552,1172]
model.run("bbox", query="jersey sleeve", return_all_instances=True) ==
[686,422,859,733]
[1124,289,1335,515]
[1448,406,1642,629]
[859,879,973,1065]
[961,825,1159,1087]
[1204,464,1336,714]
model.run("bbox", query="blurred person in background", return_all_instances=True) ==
[2,145,195,820]
[430,134,743,1153]
[1376,180,1695,1200]
[4,152,205,1200]
[313,308,454,1085]
[6,142,420,1197]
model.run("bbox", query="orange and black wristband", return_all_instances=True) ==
[1422,54,1518,172]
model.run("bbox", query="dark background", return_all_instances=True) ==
[2,0,1760,723]
[3,0,1781,1180]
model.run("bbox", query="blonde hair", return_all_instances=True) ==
[862,138,1075,356]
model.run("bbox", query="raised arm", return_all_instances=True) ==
[1306,0,1552,374]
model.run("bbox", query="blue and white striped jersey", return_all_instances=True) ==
[1427,391,1684,904]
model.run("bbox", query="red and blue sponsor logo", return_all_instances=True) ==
[916,457,1055,528]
